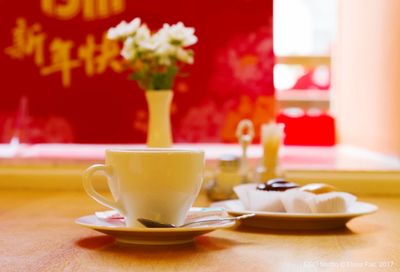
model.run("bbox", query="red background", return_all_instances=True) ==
[0,0,274,144]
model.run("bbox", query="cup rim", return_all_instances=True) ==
[106,148,204,154]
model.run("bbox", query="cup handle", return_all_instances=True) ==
[82,164,122,212]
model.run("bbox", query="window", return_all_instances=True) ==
[274,0,336,110]
[273,0,337,146]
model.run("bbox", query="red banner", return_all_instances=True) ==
[0,0,274,143]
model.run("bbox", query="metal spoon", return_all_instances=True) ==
[138,213,255,228]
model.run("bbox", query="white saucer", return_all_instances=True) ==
[76,211,235,245]
[211,200,378,230]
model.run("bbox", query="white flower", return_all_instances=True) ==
[107,27,118,40]
[137,39,158,51]
[107,18,141,40]
[121,37,136,60]
[154,43,174,65]
[176,48,194,64]
[166,22,197,47]
[153,27,169,46]
[107,20,127,40]
[109,17,196,83]
[125,17,141,36]
[135,24,151,42]
[136,25,159,51]
[156,43,173,56]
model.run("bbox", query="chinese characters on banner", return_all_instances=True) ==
[0,0,274,143]
[5,18,124,88]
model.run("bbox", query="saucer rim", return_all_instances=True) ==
[211,200,378,219]
[75,215,236,232]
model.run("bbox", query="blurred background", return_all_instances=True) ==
[0,0,332,145]
[1,0,399,158]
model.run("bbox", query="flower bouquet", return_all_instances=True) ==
[107,18,198,147]
[107,17,197,90]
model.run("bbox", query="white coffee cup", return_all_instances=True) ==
[83,148,204,227]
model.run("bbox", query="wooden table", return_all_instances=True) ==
[0,190,399,272]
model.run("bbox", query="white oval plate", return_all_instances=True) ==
[76,215,235,245]
[211,200,378,230]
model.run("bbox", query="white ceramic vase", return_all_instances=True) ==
[145,90,173,147]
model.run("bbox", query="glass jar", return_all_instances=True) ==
[207,155,245,201]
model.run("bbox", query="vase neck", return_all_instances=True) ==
[146,89,172,92]
[145,90,173,102]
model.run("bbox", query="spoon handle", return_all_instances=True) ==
[181,213,255,227]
